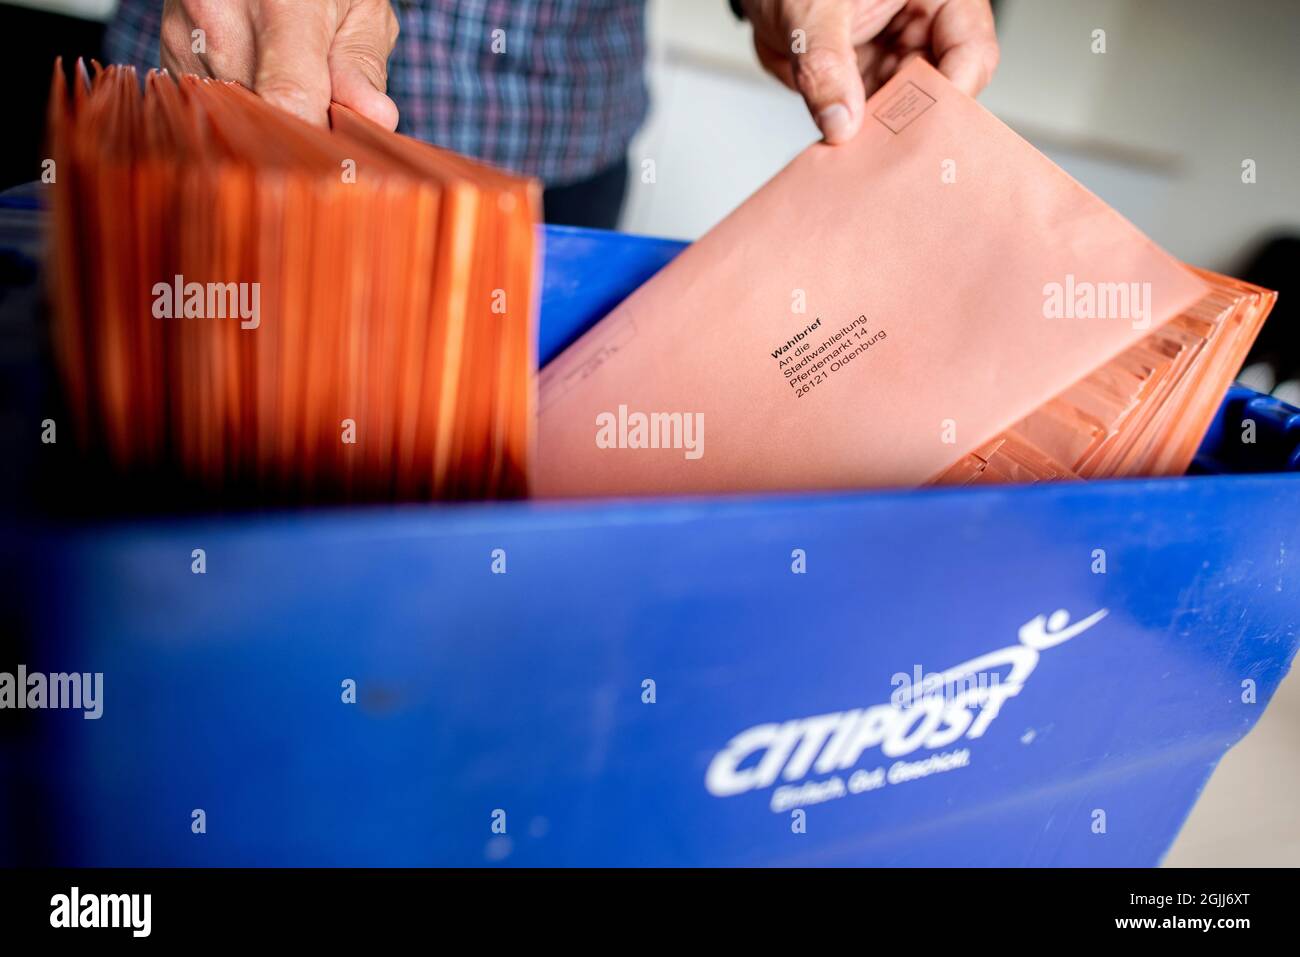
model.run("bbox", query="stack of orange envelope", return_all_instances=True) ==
[46,60,539,504]
[536,59,1275,497]
[935,269,1276,485]
[46,58,1274,507]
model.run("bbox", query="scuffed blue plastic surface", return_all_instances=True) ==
[2,201,1299,867]
[14,475,1300,866]
[538,224,683,363]
[1194,384,1300,474]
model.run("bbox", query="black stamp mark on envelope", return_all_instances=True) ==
[873,82,937,134]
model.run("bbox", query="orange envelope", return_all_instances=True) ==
[536,58,1208,497]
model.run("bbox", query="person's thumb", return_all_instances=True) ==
[790,2,866,144]
[328,0,401,131]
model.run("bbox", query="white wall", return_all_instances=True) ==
[624,0,817,241]
[5,0,115,20]
[627,0,1300,274]
[982,0,1300,270]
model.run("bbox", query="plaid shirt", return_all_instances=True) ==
[105,0,649,186]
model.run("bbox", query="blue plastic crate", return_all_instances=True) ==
[1,191,1298,866]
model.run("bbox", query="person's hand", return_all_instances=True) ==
[742,0,999,144]
[161,0,400,130]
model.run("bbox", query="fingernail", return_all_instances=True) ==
[818,103,853,142]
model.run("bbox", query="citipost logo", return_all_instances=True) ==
[705,608,1108,808]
